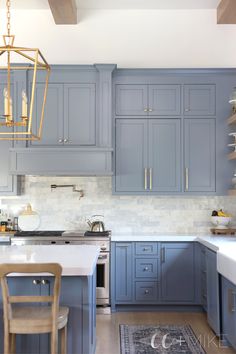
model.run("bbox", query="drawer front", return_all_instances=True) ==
[135,282,158,302]
[135,258,158,279]
[135,243,158,256]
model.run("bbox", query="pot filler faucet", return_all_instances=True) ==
[50,184,84,199]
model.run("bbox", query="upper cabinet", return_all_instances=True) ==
[184,84,216,116]
[115,119,181,193]
[31,83,95,146]
[113,70,232,195]
[10,64,116,176]
[115,84,181,116]
[184,119,216,192]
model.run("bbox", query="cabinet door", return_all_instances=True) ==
[64,83,96,145]
[31,83,63,146]
[115,85,148,116]
[115,243,133,302]
[148,85,181,116]
[0,82,19,196]
[184,84,216,116]
[7,277,41,354]
[206,249,220,336]
[115,119,148,192]
[149,119,181,192]
[222,277,236,349]
[161,243,195,303]
[184,119,215,192]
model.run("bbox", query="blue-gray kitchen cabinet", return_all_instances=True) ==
[148,85,181,116]
[63,83,96,146]
[115,119,148,192]
[115,84,181,116]
[200,245,207,312]
[148,119,181,192]
[113,243,133,303]
[206,248,220,336]
[222,276,236,350]
[30,83,96,147]
[160,243,195,303]
[115,119,181,193]
[184,84,216,116]
[184,119,216,193]
[115,85,148,116]
[31,83,64,146]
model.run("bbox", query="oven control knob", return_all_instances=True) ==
[100,246,107,251]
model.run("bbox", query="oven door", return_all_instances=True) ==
[96,252,109,305]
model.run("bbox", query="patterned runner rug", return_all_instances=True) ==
[120,324,206,354]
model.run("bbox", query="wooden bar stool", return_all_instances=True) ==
[0,263,69,354]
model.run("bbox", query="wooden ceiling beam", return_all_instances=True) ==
[48,0,78,25]
[217,0,236,24]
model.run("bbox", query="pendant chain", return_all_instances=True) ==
[6,0,11,36]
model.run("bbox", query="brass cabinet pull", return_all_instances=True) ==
[161,248,165,263]
[228,289,236,312]
[144,168,148,190]
[185,167,189,191]
[149,168,153,190]
[32,279,41,285]
[41,279,49,285]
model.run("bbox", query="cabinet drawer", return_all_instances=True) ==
[135,258,158,279]
[135,282,158,302]
[135,243,158,256]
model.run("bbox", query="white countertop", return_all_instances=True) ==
[112,233,236,285]
[0,245,100,276]
[111,234,236,252]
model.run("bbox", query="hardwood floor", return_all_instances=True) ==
[96,312,236,354]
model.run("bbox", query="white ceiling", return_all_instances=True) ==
[0,0,220,10]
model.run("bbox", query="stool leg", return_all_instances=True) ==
[10,334,16,354]
[4,330,10,354]
[60,326,67,354]
[51,329,58,354]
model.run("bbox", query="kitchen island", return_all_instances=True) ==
[0,245,100,354]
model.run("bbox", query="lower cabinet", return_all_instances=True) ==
[112,241,200,307]
[200,245,207,312]
[206,248,220,336]
[114,243,133,302]
[160,243,195,303]
[222,276,236,349]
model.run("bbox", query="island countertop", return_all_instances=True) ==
[0,245,100,276]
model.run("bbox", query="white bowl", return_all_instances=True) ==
[211,216,232,229]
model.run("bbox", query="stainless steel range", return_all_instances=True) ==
[11,230,111,307]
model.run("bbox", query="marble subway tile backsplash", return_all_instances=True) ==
[0,176,236,235]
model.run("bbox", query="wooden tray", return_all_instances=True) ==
[211,228,236,235]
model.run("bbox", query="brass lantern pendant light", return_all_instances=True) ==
[0,0,50,140]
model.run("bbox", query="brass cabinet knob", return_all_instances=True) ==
[32,279,40,285]
[149,108,153,112]
[58,139,63,143]
[41,279,49,285]
[144,267,149,271]
[64,138,68,143]
[145,289,149,294]
[144,108,148,112]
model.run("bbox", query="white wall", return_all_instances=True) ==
[2,9,236,67]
